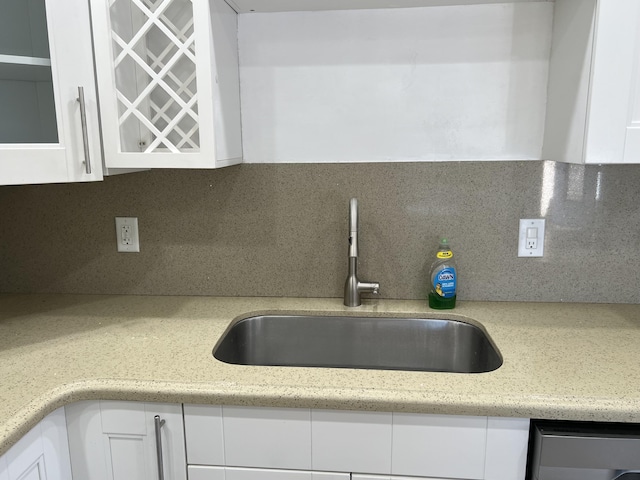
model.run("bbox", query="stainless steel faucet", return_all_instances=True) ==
[344,198,380,307]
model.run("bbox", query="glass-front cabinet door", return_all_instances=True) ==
[0,0,103,185]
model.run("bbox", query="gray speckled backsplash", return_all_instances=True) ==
[1,161,640,303]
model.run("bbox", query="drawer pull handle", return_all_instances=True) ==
[76,86,92,175]
[154,415,166,480]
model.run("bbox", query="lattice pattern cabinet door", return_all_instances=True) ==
[90,0,242,169]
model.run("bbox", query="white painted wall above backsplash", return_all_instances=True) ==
[227,0,554,14]
[238,3,553,163]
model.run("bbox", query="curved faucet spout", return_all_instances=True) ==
[348,198,358,259]
[344,198,380,307]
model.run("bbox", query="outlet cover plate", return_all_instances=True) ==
[518,218,545,257]
[115,217,140,252]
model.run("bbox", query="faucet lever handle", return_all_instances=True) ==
[359,282,380,296]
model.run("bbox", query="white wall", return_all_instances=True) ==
[238,2,553,163]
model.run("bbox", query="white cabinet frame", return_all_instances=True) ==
[0,0,103,185]
[90,0,242,169]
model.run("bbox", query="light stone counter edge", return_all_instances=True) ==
[1,294,639,456]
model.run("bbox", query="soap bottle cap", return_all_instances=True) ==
[436,238,453,259]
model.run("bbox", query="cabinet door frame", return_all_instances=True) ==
[0,408,72,480]
[0,0,103,185]
[65,400,187,480]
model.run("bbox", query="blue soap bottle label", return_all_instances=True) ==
[433,267,456,298]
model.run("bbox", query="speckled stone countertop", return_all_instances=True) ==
[1,294,640,455]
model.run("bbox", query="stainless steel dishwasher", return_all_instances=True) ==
[529,420,640,480]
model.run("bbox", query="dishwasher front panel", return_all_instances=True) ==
[530,421,640,480]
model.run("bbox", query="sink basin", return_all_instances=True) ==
[213,314,502,373]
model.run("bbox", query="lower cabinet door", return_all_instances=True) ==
[66,400,186,480]
[6,428,49,480]
[222,406,312,470]
[391,413,487,480]
[484,417,530,480]
[0,408,72,480]
[311,410,392,474]
[188,466,350,480]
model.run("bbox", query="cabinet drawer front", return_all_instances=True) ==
[226,467,312,480]
[188,467,350,480]
[184,404,225,465]
[391,413,487,480]
[189,466,226,480]
[312,472,350,480]
[223,407,312,470]
[311,410,392,474]
[353,475,450,480]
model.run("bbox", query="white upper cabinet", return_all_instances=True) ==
[0,0,103,185]
[4,0,637,173]
[544,0,640,164]
[90,0,242,169]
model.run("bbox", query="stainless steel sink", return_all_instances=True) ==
[213,315,502,373]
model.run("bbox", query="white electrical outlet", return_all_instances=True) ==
[115,217,140,252]
[518,219,545,257]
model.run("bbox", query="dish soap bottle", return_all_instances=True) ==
[428,238,457,309]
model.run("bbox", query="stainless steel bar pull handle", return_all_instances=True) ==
[76,86,92,175]
[154,415,166,480]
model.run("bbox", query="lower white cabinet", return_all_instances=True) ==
[392,413,487,479]
[183,405,530,480]
[56,401,528,480]
[223,406,312,470]
[0,408,72,480]
[312,410,392,474]
[184,404,225,466]
[484,417,531,480]
[65,400,186,480]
